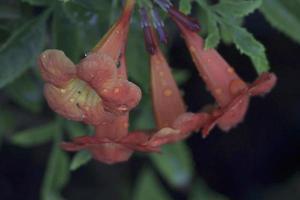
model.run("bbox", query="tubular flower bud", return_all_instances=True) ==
[39,0,143,164]
[171,15,277,137]
[38,0,277,164]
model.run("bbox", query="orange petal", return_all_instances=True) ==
[92,0,135,62]
[44,79,106,125]
[100,80,142,115]
[77,52,117,92]
[249,72,277,96]
[151,46,186,129]
[38,50,76,87]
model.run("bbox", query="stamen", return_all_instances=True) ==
[151,8,168,44]
[153,0,172,11]
[139,7,156,54]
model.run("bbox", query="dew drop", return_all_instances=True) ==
[227,67,234,74]
[118,105,128,112]
[114,88,120,94]
[163,89,173,97]
[159,71,164,77]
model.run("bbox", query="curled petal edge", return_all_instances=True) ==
[202,72,277,137]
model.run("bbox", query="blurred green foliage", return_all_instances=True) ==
[0,0,300,200]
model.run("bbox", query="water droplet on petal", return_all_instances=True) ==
[163,89,173,96]
[118,105,128,112]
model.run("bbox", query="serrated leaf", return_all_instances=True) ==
[189,179,229,200]
[205,10,220,49]
[133,168,172,200]
[219,22,233,44]
[0,10,49,88]
[5,73,43,113]
[179,0,192,15]
[150,142,193,188]
[41,133,70,200]
[213,0,262,17]
[228,24,270,73]
[260,0,300,44]
[10,122,58,147]
[70,150,92,171]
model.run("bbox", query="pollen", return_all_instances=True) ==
[159,71,164,77]
[163,89,173,97]
[70,98,75,102]
[60,89,66,93]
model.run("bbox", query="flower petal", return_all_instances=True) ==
[100,80,142,115]
[249,72,277,96]
[61,137,133,164]
[44,79,106,125]
[151,41,186,129]
[92,0,135,62]
[38,49,76,87]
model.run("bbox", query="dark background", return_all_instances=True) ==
[1,10,300,200]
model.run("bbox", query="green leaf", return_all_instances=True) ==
[0,10,49,88]
[10,122,59,147]
[52,3,82,62]
[133,168,172,200]
[127,20,154,130]
[127,21,150,92]
[213,0,262,17]
[0,109,16,148]
[219,22,233,44]
[131,97,155,130]
[63,0,111,52]
[189,179,229,200]
[173,69,191,85]
[0,4,21,19]
[5,73,43,113]
[21,0,52,6]
[260,0,300,44]
[150,142,193,188]
[227,24,270,73]
[65,120,89,138]
[179,0,192,15]
[70,150,92,171]
[205,10,221,49]
[196,0,269,73]
[41,133,70,200]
